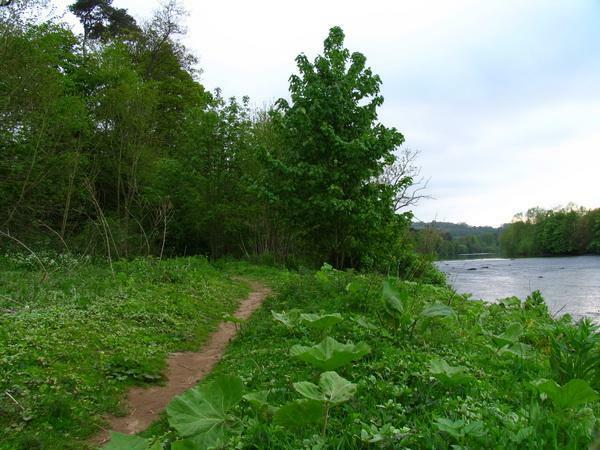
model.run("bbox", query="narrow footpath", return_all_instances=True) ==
[92,279,272,447]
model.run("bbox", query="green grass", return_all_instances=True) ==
[143,267,600,449]
[0,254,255,450]
[3,256,600,449]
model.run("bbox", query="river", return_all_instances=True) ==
[436,255,600,321]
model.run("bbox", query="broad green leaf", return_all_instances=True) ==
[351,315,378,330]
[300,312,343,330]
[318,371,356,404]
[421,303,454,318]
[273,399,323,429]
[242,390,270,409]
[104,432,148,450]
[173,433,225,450]
[315,263,334,283]
[170,439,197,450]
[293,371,356,405]
[271,309,301,328]
[428,358,473,386]
[382,281,405,314]
[463,421,486,437]
[346,282,362,294]
[499,342,535,359]
[534,378,599,409]
[290,337,370,370]
[434,418,464,439]
[293,381,322,401]
[491,323,523,346]
[167,374,243,447]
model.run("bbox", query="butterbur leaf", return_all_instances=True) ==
[428,358,473,386]
[300,313,343,330]
[243,390,278,418]
[318,371,357,404]
[351,315,378,330]
[491,323,523,346]
[435,418,485,440]
[293,371,356,405]
[421,303,454,318]
[435,418,464,439]
[533,378,599,409]
[382,281,406,314]
[171,433,225,450]
[290,336,370,370]
[104,432,148,450]
[293,381,322,401]
[171,440,198,450]
[499,342,534,359]
[167,374,243,447]
[271,309,301,328]
[273,399,323,429]
[243,390,270,409]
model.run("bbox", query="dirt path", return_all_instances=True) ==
[91,279,271,447]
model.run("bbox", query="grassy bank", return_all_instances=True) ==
[0,255,253,449]
[138,266,600,449]
[2,256,599,449]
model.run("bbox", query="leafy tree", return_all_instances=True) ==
[264,26,407,268]
[69,0,138,56]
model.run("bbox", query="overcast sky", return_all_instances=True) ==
[53,0,600,226]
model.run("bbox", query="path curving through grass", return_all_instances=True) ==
[92,279,271,447]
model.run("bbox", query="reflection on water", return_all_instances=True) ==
[436,255,600,321]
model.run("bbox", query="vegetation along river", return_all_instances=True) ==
[437,255,600,321]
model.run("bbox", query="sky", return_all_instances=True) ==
[52,0,600,226]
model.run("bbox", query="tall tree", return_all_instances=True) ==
[69,0,138,57]
[264,26,407,268]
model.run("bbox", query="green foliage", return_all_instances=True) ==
[136,267,600,449]
[299,312,343,330]
[167,374,244,448]
[500,206,600,257]
[549,318,600,385]
[533,379,599,410]
[411,221,501,258]
[293,371,357,404]
[262,26,409,269]
[0,255,250,449]
[290,336,371,370]
[420,303,454,318]
[428,358,474,386]
[272,399,323,429]
[104,432,150,450]
[271,309,302,328]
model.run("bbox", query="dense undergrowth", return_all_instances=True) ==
[132,265,600,449]
[2,255,600,449]
[0,255,249,450]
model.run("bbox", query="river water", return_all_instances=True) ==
[436,255,600,321]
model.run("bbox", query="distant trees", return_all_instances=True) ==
[411,222,500,259]
[499,206,600,257]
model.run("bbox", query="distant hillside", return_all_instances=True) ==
[412,221,502,238]
[410,221,503,258]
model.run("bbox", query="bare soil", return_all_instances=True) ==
[91,279,271,447]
